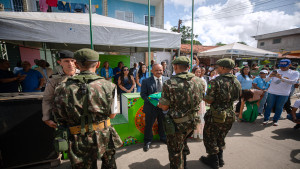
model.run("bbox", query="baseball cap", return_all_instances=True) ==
[278,59,291,67]
[259,70,268,74]
[74,48,99,62]
[172,56,190,65]
[215,58,235,69]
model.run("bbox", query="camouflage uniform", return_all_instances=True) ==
[201,58,241,169]
[159,56,204,169]
[53,49,122,169]
[203,73,241,154]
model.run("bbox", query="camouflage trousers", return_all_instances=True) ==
[69,134,117,169]
[166,129,193,169]
[203,112,234,155]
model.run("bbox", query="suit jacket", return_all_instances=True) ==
[140,76,169,113]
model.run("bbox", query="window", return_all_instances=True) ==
[115,11,134,22]
[260,42,264,46]
[273,38,281,44]
[12,0,23,11]
[145,15,154,27]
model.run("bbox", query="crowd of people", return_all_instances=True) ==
[1,51,299,168]
[0,59,53,93]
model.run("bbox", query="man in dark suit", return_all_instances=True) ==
[141,63,169,152]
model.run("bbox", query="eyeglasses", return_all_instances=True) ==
[123,69,129,71]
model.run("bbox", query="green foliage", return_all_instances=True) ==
[237,42,247,45]
[216,42,226,46]
[171,26,201,44]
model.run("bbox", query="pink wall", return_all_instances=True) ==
[19,47,40,66]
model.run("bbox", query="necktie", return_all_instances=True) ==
[157,79,162,92]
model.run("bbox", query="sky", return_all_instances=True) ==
[164,0,300,47]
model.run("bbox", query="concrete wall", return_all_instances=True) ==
[257,34,300,53]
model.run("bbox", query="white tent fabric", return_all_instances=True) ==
[0,12,181,49]
[198,42,278,58]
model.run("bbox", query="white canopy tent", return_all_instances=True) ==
[198,42,278,58]
[0,12,181,52]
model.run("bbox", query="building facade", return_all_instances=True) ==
[1,0,164,29]
[253,28,300,57]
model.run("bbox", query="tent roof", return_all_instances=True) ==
[0,12,181,51]
[198,42,278,58]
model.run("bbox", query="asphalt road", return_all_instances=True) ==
[53,95,300,169]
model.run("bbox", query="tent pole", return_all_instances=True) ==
[89,0,94,49]
[43,43,47,62]
[148,0,151,77]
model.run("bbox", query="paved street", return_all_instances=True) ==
[54,95,300,169]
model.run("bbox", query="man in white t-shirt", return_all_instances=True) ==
[287,99,300,129]
[263,59,299,126]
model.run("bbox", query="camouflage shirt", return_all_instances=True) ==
[53,71,115,126]
[53,71,122,160]
[205,73,242,110]
[159,72,205,130]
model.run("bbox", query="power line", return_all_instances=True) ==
[183,2,296,22]
[193,0,277,19]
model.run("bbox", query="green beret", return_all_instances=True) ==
[172,56,190,65]
[216,58,235,69]
[74,48,99,62]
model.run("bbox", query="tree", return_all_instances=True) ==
[216,42,226,46]
[171,26,202,45]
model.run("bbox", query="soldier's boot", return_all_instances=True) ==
[218,150,224,167]
[200,154,219,169]
[184,154,188,169]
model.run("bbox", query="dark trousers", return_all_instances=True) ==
[144,107,166,143]
[235,97,242,113]
[283,96,292,114]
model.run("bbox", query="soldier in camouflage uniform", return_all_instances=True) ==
[158,56,205,169]
[53,48,122,169]
[200,58,241,169]
[42,50,77,128]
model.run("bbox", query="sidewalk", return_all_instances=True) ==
[54,98,300,169]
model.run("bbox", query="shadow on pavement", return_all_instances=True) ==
[128,159,211,169]
[271,128,300,141]
[290,149,300,163]
[116,141,162,159]
[227,117,266,137]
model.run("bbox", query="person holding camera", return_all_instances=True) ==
[263,59,299,126]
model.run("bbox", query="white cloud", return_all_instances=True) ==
[164,21,173,31]
[181,0,300,47]
[166,0,206,12]
[296,2,300,9]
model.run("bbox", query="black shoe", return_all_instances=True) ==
[200,155,219,169]
[217,150,224,167]
[160,138,167,144]
[143,142,151,152]
[294,124,300,130]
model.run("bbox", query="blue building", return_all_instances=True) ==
[1,0,164,29]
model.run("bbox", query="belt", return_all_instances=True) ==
[173,114,194,124]
[69,119,111,135]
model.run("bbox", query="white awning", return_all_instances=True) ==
[0,12,181,51]
[198,42,278,58]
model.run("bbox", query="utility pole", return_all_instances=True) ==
[190,0,194,71]
[178,19,182,33]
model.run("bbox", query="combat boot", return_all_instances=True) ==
[200,154,219,169]
[217,150,224,167]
